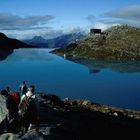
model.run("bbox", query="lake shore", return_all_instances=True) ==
[0,93,140,139]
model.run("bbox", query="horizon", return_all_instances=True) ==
[0,0,140,39]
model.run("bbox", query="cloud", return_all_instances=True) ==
[93,22,119,31]
[86,15,96,23]
[105,5,140,21]
[0,13,54,30]
[3,28,60,40]
[85,5,140,31]
[102,5,140,27]
[0,13,88,39]
[85,14,120,31]
[3,26,87,40]
[62,26,87,34]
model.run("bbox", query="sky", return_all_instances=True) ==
[0,0,140,39]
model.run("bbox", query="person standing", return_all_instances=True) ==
[1,89,19,133]
[19,85,39,134]
[19,81,27,96]
[5,86,10,93]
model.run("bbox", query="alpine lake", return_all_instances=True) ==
[0,48,140,111]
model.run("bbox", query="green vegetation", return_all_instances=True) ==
[53,25,140,60]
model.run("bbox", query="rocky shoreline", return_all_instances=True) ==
[0,93,140,139]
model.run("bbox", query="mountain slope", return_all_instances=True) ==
[0,33,35,49]
[24,36,48,48]
[52,25,140,60]
[47,33,86,48]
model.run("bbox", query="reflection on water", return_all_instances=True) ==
[0,49,13,61]
[5,48,54,62]
[1,48,140,74]
[68,58,140,73]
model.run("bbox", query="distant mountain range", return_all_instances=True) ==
[0,32,34,49]
[23,33,86,48]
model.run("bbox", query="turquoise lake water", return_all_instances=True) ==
[0,48,140,111]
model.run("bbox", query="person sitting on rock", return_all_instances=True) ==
[18,85,39,134]
[1,89,19,133]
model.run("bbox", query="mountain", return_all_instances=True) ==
[31,36,47,43]
[47,33,86,48]
[24,36,48,48]
[52,25,140,60]
[0,32,35,49]
[23,33,86,48]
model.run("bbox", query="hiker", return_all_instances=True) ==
[0,89,19,133]
[19,81,27,96]
[5,86,10,93]
[18,85,39,134]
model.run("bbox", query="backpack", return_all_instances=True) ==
[10,92,20,107]
[19,95,36,117]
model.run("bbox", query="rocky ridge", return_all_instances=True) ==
[52,25,140,60]
[0,94,140,139]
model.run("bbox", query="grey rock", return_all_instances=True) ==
[0,133,19,140]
